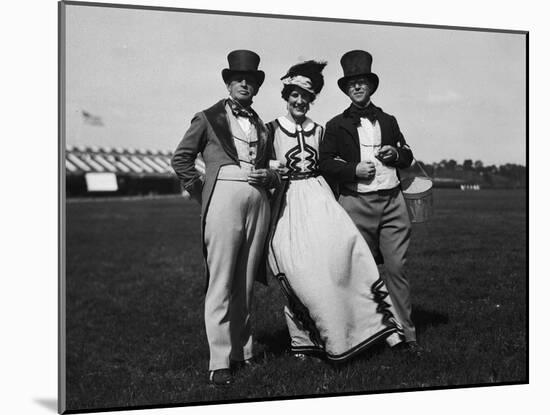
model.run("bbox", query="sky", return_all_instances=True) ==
[63,3,526,166]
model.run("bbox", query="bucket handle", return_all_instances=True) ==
[412,158,432,180]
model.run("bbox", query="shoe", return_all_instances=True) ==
[208,368,233,386]
[230,355,262,371]
[291,351,323,363]
[292,352,307,361]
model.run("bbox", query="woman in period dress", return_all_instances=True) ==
[266,60,404,362]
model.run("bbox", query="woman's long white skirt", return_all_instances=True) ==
[268,176,403,361]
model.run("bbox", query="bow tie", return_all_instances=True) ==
[227,99,255,119]
[348,104,378,124]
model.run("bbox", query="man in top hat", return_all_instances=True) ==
[171,49,278,385]
[319,50,421,353]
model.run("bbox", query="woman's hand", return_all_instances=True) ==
[269,160,288,174]
[248,169,276,189]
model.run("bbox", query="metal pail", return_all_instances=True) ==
[401,176,433,223]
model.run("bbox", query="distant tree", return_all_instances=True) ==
[447,159,457,170]
[497,163,527,187]
[474,160,484,171]
[499,164,512,177]
[463,159,473,170]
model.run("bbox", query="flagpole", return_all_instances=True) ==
[75,109,83,148]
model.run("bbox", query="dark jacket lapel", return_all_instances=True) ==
[341,105,361,151]
[203,99,238,162]
[254,119,269,168]
[376,111,392,146]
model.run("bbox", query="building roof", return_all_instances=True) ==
[65,146,175,177]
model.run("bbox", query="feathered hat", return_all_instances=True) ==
[280,60,327,96]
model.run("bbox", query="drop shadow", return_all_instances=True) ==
[34,398,57,412]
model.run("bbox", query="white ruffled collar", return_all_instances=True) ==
[277,115,316,133]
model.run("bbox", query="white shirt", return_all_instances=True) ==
[354,117,400,193]
[235,115,251,136]
[225,104,257,169]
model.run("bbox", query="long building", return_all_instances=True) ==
[65,145,181,196]
[66,146,482,197]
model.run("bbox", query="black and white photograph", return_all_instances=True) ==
[57,0,529,412]
[4,0,546,414]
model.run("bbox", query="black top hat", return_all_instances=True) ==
[337,50,379,94]
[222,49,265,87]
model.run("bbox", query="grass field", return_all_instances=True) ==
[64,188,527,412]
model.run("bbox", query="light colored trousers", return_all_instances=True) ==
[339,187,416,342]
[203,178,270,371]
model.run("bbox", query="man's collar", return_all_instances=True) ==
[345,100,380,125]
[227,97,253,109]
[351,100,372,110]
[345,100,378,116]
[226,98,256,119]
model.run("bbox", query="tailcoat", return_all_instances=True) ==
[171,99,273,286]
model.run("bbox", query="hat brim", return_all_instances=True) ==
[337,73,379,95]
[222,69,265,87]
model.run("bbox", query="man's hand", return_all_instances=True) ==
[248,169,275,189]
[376,145,398,164]
[355,161,376,180]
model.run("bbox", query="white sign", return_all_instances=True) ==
[85,172,118,192]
